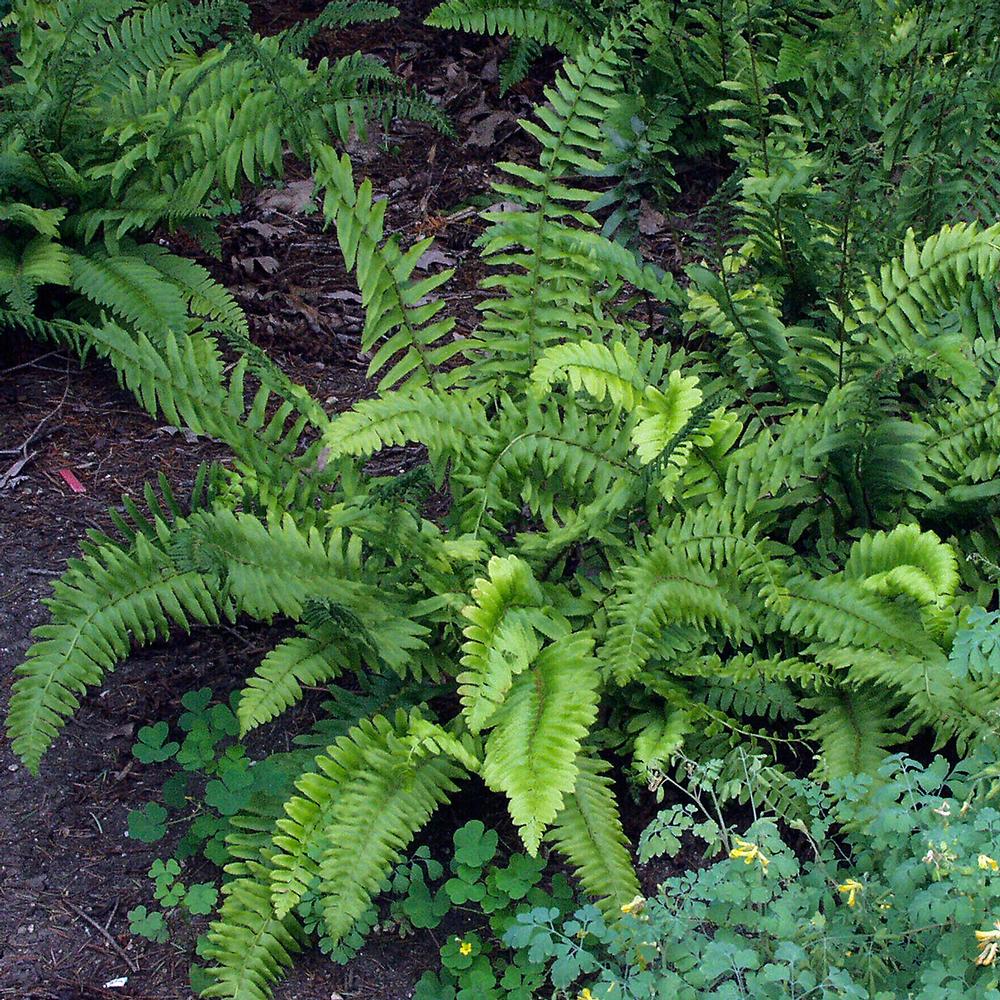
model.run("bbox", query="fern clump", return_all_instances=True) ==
[6,1,1000,996]
[0,0,448,427]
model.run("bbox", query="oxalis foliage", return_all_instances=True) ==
[6,0,1000,996]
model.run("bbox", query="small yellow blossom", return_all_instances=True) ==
[578,990,594,1000]
[730,838,769,873]
[975,922,1000,967]
[837,879,864,907]
[620,895,646,915]
[979,854,999,872]
[459,940,472,956]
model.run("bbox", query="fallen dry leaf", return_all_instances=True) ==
[256,179,316,215]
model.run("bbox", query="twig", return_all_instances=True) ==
[0,374,72,456]
[60,899,139,973]
[0,349,65,376]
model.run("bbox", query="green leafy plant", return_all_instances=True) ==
[511,750,1000,999]
[7,1,1000,997]
[397,820,578,1000]
[0,0,448,432]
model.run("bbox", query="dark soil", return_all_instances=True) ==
[0,3,706,997]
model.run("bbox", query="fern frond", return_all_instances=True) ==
[67,247,189,338]
[481,633,599,855]
[801,685,903,779]
[426,0,587,52]
[457,555,549,733]
[0,234,71,311]
[238,623,354,736]
[8,533,221,774]
[276,2,399,57]
[314,147,472,392]
[320,386,488,463]
[317,712,466,940]
[201,865,306,1000]
[845,224,1000,388]
[843,524,959,611]
[530,339,643,408]
[602,548,749,685]
[545,753,640,916]
[472,10,653,382]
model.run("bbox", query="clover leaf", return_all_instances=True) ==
[184,882,219,915]
[128,905,168,943]
[127,802,167,843]
[179,687,213,730]
[445,874,486,905]
[400,876,449,929]
[149,858,180,882]
[160,771,190,809]
[133,722,179,764]
[490,853,544,900]
[204,768,254,815]
[452,821,497,869]
[154,878,186,907]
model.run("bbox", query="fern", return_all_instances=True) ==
[237,624,354,735]
[8,532,222,774]
[426,0,589,52]
[457,555,548,733]
[9,3,1000,997]
[316,713,467,940]
[545,754,640,916]
[200,867,306,1000]
[481,634,600,854]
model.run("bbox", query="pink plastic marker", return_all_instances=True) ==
[58,468,86,493]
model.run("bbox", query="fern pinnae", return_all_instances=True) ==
[545,753,640,916]
[237,624,355,736]
[457,554,548,733]
[8,533,221,774]
[426,0,588,53]
[201,865,306,1000]
[317,712,467,941]
[481,632,600,855]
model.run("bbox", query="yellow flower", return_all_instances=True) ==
[979,854,999,872]
[975,921,1000,967]
[578,991,594,1000]
[620,895,646,915]
[730,838,769,873]
[837,879,864,907]
[459,940,472,957]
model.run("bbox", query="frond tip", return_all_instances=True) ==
[8,535,220,774]
[481,633,600,855]
[546,753,640,916]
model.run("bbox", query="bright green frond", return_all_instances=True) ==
[426,0,587,52]
[458,554,549,733]
[801,685,903,779]
[200,866,307,1000]
[318,712,466,941]
[238,623,353,735]
[546,754,640,916]
[482,634,600,855]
